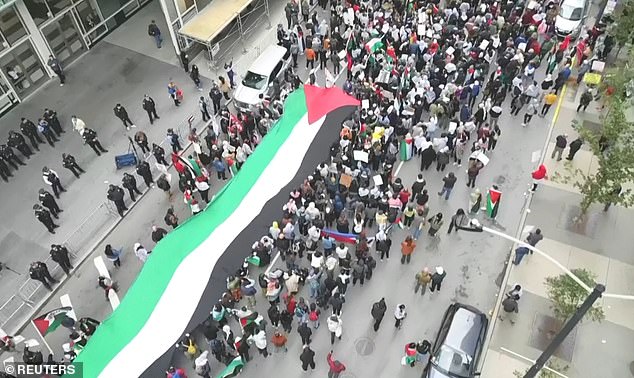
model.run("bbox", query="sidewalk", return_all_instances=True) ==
[481,78,634,378]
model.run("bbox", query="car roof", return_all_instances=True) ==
[444,304,486,357]
[560,0,586,7]
[248,45,287,75]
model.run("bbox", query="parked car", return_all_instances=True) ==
[233,45,290,112]
[427,303,489,378]
[555,0,590,38]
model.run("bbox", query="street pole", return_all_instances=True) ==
[524,284,606,378]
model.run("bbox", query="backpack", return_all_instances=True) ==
[186,339,197,355]
[209,338,223,353]
[309,310,319,321]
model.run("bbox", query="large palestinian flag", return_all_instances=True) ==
[71,85,359,377]
[486,186,502,219]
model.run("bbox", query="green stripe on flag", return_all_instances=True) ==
[72,88,308,377]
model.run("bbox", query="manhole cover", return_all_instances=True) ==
[355,337,375,356]
[494,175,506,185]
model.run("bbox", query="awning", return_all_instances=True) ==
[178,0,254,44]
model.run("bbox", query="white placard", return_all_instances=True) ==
[354,150,369,163]
[448,122,458,133]
[518,42,527,52]
[417,25,425,36]
[592,60,605,72]
[373,174,384,186]
[362,99,370,109]
[479,39,490,50]
[445,46,455,56]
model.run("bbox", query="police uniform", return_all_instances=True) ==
[0,144,25,170]
[50,245,73,275]
[107,185,127,216]
[20,118,43,150]
[34,205,58,233]
[82,128,108,156]
[39,189,62,218]
[8,131,33,158]
[62,153,85,178]
[43,108,64,136]
[42,168,65,198]
[122,173,142,201]
[135,161,154,187]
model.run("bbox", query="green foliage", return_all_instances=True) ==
[513,360,570,378]
[609,0,634,48]
[544,268,605,322]
[553,49,634,215]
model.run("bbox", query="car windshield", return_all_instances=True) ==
[242,71,268,90]
[559,4,583,21]
[432,344,473,378]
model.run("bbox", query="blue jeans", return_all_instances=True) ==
[438,186,452,200]
[153,33,163,48]
[514,250,528,265]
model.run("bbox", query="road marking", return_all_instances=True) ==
[393,161,404,177]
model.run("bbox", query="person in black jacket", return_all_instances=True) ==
[113,104,135,130]
[20,117,43,150]
[298,322,312,345]
[0,158,10,182]
[34,204,58,233]
[151,225,168,243]
[62,153,85,178]
[107,184,127,216]
[135,161,154,187]
[142,95,160,124]
[39,188,62,218]
[43,108,64,135]
[370,298,387,331]
[152,143,168,165]
[0,144,25,169]
[50,244,73,275]
[29,261,58,290]
[122,172,142,201]
[300,344,316,371]
[82,128,108,156]
[8,131,33,158]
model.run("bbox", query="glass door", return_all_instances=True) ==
[40,9,86,66]
[0,39,48,97]
[0,72,19,114]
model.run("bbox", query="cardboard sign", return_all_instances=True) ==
[353,150,369,163]
[340,174,353,188]
[531,150,541,163]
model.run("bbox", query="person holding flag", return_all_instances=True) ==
[486,185,502,220]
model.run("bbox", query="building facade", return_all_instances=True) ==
[0,0,156,114]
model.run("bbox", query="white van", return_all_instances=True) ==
[555,0,590,38]
[233,45,290,112]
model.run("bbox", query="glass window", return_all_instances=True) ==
[41,12,85,65]
[45,0,72,15]
[0,40,47,97]
[0,6,27,45]
[24,0,52,26]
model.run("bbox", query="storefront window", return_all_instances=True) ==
[41,11,85,65]
[0,40,47,97]
[24,0,51,26]
[45,0,72,15]
[0,5,27,45]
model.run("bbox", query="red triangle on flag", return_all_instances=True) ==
[304,85,360,124]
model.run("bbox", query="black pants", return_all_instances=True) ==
[523,114,534,124]
[140,173,153,187]
[39,216,58,233]
[35,275,57,291]
[400,254,411,264]
[0,163,10,181]
[352,275,364,286]
[43,130,58,146]
[373,316,383,331]
[57,258,73,275]
[300,334,311,345]
[89,140,107,155]
[171,141,182,153]
[302,360,315,371]
[26,133,42,150]
[257,347,268,358]
[541,104,552,115]
[126,187,142,201]
[292,54,298,68]
[212,100,221,114]
[216,170,227,180]
[395,318,403,328]
[5,155,24,169]
[306,59,314,69]
[43,202,61,218]
[119,116,133,128]
[511,106,521,116]
[430,281,442,292]
[488,139,498,151]
[66,163,85,178]
[467,176,476,188]
[114,200,128,216]
[379,248,389,260]
[577,103,589,112]
[199,189,209,202]
[146,109,159,124]
[54,70,65,85]
[155,155,168,166]
[201,108,211,122]
[50,180,65,198]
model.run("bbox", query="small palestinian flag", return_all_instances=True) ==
[487,187,502,219]
[400,136,413,161]
[365,38,385,54]
[33,306,71,336]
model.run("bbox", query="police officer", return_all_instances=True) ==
[0,158,11,182]
[113,103,135,130]
[20,117,43,151]
[39,188,62,218]
[43,108,64,136]
[135,160,154,188]
[82,128,108,156]
[50,244,73,275]
[34,204,59,234]
[152,143,168,165]
[8,131,33,159]
[62,153,85,178]
[38,118,58,147]
[107,184,127,216]
[29,261,58,290]
[142,94,160,124]
[122,172,142,201]
[42,166,65,198]
[0,144,25,169]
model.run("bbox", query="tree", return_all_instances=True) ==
[608,0,634,54]
[544,268,605,322]
[552,51,634,216]
[513,360,569,378]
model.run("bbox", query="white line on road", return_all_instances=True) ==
[393,161,404,177]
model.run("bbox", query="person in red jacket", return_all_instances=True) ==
[531,164,548,192]
[166,366,187,378]
[327,350,346,378]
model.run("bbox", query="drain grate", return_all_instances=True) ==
[354,337,375,356]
